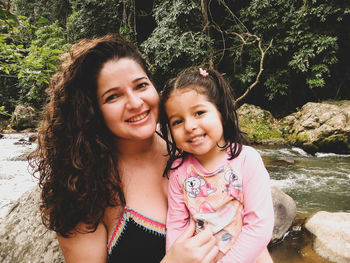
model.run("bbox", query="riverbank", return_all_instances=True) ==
[1,133,349,262]
[0,132,37,218]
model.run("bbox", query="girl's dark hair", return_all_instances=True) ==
[28,34,153,237]
[159,67,245,176]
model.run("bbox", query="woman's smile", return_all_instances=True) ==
[126,110,150,123]
[97,58,159,141]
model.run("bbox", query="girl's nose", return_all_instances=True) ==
[126,92,143,109]
[184,118,197,132]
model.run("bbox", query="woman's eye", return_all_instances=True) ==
[105,94,120,103]
[136,82,148,90]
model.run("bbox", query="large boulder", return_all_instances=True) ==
[237,104,285,144]
[0,186,64,263]
[281,100,350,154]
[305,211,350,263]
[0,186,295,260]
[270,186,297,242]
[9,105,37,131]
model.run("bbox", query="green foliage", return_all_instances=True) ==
[17,22,69,108]
[237,0,349,102]
[66,0,123,42]
[142,0,213,86]
[0,5,19,29]
[0,35,25,75]
[1,0,349,116]
[0,8,26,113]
[32,21,68,49]
[0,106,12,117]
[12,0,71,27]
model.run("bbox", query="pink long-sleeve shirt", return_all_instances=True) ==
[166,145,274,263]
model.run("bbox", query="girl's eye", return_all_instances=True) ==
[171,119,183,126]
[195,111,205,116]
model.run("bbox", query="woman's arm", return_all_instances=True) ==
[57,222,108,263]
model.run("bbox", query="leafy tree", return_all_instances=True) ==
[142,0,272,107]
[142,0,213,86]
[66,0,123,42]
[0,4,23,115]
[236,0,350,111]
[2,0,349,116]
[11,0,71,27]
[17,21,70,108]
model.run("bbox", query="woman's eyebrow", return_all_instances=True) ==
[132,76,148,83]
[100,87,119,99]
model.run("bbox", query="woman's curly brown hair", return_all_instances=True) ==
[28,34,153,237]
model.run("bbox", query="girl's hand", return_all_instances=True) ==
[162,220,219,263]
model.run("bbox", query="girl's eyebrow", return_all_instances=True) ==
[167,103,208,119]
[100,76,148,99]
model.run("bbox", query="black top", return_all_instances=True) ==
[107,207,166,263]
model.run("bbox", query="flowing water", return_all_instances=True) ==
[256,145,350,263]
[1,133,349,262]
[257,145,350,216]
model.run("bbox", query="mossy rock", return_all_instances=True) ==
[317,134,350,153]
[237,104,285,144]
[9,105,37,131]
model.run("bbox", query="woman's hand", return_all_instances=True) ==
[162,220,219,263]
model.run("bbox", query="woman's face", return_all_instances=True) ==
[97,58,159,143]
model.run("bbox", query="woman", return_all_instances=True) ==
[29,34,218,262]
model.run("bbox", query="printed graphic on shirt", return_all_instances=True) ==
[183,176,216,198]
[191,201,238,234]
[182,162,244,253]
[224,169,243,201]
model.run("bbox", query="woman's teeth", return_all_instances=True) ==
[127,111,148,122]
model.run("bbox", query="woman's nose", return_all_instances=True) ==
[126,92,143,109]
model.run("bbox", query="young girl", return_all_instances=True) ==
[159,68,275,263]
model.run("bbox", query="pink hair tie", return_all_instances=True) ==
[199,68,208,77]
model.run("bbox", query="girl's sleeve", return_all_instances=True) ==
[166,169,190,251]
[218,147,274,263]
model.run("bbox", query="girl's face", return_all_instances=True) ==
[165,87,225,165]
[97,58,159,143]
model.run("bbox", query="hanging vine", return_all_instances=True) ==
[198,0,273,105]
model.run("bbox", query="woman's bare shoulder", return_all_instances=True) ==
[57,222,108,263]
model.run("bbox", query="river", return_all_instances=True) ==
[1,133,349,262]
[256,144,350,263]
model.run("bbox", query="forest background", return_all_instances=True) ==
[1,0,349,119]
